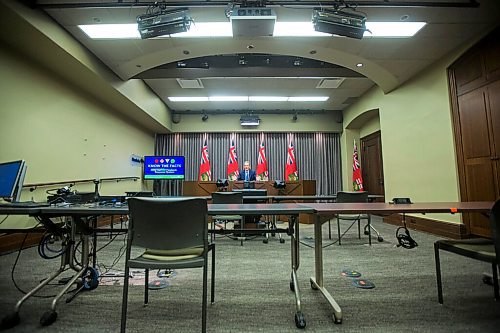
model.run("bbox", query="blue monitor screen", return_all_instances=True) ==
[0,160,24,198]
[143,156,185,180]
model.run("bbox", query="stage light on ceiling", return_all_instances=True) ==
[137,7,192,39]
[312,8,367,39]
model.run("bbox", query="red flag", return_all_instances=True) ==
[285,140,298,181]
[353,140,364,191]
[256,139,269,181]
[198,138,211,181]
[227,138,239,180]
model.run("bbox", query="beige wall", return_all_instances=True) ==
[342,52,462,223]
[172,113,343,132]
[0,0,172,134]
[0,48,154,228]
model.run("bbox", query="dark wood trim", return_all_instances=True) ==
[383,214,467,239]
[361,130,381,142]
[447,67,471,234]
[0,232,44,255]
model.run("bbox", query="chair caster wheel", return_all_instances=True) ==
[82,267,99,290]
[1,312,20,329]
[40,310,57,326]
[333,315,342,324]
[290,281,295,291]
[364,230,369,235]
[377,236,384,242]
[295,311,306,328]
[280,238,285,244]
[263,238,269,244]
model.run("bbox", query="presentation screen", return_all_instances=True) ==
[143,156,185,180]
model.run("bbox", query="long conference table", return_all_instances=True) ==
[0,200,494,329]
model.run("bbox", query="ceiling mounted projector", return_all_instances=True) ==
[137,7,191,39]
[312,8,366,39]
[231,7,276,37]
[240,115,260,126]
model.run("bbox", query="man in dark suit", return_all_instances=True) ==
[238,160,256,181]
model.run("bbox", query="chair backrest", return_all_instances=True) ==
[490,198,500,265]
[127,197,207,251]
[336,191,369,203]
[211,191,243,204]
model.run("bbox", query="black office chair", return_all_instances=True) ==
[121,198,215,333]
[211,192,244,245]
[335,191,374,245]
[434,198,500,304]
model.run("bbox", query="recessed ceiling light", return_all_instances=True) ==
[288,97,329,102]
[209,96,248,101]
[249,96,288,102]
[365,22,425,37]
[168,97,208,102]
[168,96,329,102]
[79,21,426,39]
[356,63,363,67]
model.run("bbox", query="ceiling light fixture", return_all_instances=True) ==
[168,97,209,102]
[288,96,329,102]
[209,96,248,102]
[249,96,288,102]
[168,96,329,102]
[79,22,425,39]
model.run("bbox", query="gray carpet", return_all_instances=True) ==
[1,217,499,332]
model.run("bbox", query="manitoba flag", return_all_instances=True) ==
[352,140,364,191]
[227,138,239,180]
[256,139,269,181]
[285,140,298,181]
[198,138,211,181]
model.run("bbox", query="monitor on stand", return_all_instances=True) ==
[0,160,27,203]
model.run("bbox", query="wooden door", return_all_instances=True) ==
[457,88,497,236]
[449,27,500,237]
[487,80,500,198]
[361,131,385,202]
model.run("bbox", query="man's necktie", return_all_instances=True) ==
[245,171,249,181]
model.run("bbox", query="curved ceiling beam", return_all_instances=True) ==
[116,38,399,93]
[345,108,379,129]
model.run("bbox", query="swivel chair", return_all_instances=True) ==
[121,198,215,333]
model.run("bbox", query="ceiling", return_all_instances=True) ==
[36,0,500,116]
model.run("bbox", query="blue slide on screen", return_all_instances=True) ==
[143,156,185,180]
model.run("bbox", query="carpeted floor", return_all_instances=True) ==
[1,216,499,332]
